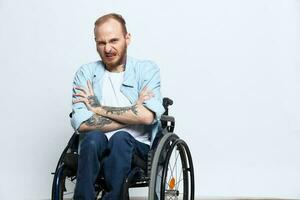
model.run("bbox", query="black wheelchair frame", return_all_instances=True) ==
[51,98,195,200]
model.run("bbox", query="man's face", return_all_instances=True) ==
[94,19,130,70]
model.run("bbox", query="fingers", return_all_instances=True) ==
[141,86,152,94]
[73,98,93,111]
[73,87,87,98]
[140,87,151,94]
[142,93,154,100]
[74,80,94,96]
[73,88,88,103]
[147,90,155,97]
[72,99,81,104]
[73,93,86,98]
[140,88,155,98]
[87,80,94,96]
[143,94,153,101]
[137,87,155,105]
[74,86,87,95]
[72,98,88,105]
[141,86,148,93]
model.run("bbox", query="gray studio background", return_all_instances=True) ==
[0,0,299,199]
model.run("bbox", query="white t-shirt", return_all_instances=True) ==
[100,70,150,145]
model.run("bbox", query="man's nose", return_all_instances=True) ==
[104,44,112,53]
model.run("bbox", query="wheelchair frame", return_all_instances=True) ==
[51,98,194,200]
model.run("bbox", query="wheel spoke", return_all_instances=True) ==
[175,167,183,190]
[166,150,180,189]
[171,149,180,175]
[174,178,184,188]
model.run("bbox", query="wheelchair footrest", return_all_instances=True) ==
[124,167,149,188]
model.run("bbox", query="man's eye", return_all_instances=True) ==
[111,39,118,43]
[97,42,105,46]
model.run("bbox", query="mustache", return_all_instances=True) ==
[105,53,116,56]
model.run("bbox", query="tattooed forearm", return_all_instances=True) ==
[87,95,101,107]
[85,115,112,128]
[102,104,138,116]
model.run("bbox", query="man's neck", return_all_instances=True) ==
[106,64,124,72]
[105,57,126,72]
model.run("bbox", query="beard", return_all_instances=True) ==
[100,46,127,70]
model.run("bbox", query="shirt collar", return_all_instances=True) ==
[93,56,135,88]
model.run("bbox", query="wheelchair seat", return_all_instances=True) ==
[51,98,194,200]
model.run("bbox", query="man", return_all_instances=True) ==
[71,13,164,200]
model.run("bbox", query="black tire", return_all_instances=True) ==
[148,133,194,200]
[52,164,77,200]
[148,132,179,199]
[161,139,194,200]
[52,133,79,200]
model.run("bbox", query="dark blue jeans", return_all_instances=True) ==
[74,130,150,200]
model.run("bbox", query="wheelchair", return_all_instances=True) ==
[51,98,194,200]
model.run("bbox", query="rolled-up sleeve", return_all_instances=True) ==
[140,61,165,123]
[70,66,94,131]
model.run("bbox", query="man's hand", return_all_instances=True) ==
[137,87,154,105]
[73,80,100,113]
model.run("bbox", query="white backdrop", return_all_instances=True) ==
[0,0,299,199]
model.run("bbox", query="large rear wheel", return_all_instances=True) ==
[148,133,194,200]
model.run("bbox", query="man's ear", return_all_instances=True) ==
[125,33,131,46]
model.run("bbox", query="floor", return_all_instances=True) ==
[50,197,296,200]
[129,197,296,200]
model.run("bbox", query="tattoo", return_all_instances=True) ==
[87,95,101,107]
[85,115,113,128]
[102,104,138,116]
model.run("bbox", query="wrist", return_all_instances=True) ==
[94,106,105,116]
[136,100,143,106]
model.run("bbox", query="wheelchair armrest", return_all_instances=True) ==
[162,97,173,115]
[160,115,175,123]
[163,97,173,109]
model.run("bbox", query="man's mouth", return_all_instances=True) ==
[105,53,116,58]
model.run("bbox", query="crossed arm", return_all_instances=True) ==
[73,80,155,133]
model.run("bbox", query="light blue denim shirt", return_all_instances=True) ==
[71,56,165,146]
